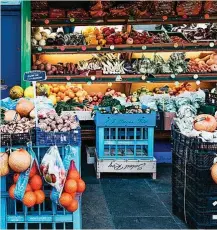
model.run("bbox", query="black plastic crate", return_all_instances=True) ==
[36,128,81,146]
[171,125,217,169]
[1,131,36,147]
[205,92,217,106]
[173,200,217,229]
[173,186,217,213]
[172,163,217,196]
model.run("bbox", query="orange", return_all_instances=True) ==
[13,173,20,183]
[66,199,78,212]
[53,87,59,93]
[9,184,16,200]
[34,190,45,204]
[23,191,36,207]
[29,175,42,191]
[67,170,80,182]
[29,161,38,178]
[76,179,86,193]
[59,85,66,93]
[59,192,73,207]
[68,92,75,99]
[70,192,76,198]
[56,96,61,102]
[64,179,77,194]
[26,184,32,192]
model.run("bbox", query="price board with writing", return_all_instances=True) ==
[24,71,47,82]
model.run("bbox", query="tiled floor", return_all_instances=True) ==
[81,156,188,229]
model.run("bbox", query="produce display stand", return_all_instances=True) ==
[94,111,156,179]
[0,142,82,230]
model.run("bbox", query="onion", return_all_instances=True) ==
[45,63,52,71]
[9,149,31,173]
[32,65,38,70]
[16,98,34,117]
[39,64,45,71]
[35,60,42,66]
[4,110,21,122]
[47,70,54,75]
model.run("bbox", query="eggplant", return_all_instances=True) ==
[46,38,55,45]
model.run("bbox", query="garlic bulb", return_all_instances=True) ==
[39,39,46,46]
[34,32,42,41]
[31,38,37,46]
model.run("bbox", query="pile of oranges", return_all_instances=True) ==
[9,161,45,207]
[59,163,86,212]
[48,84,88,103]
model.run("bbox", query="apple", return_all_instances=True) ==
[126,38,134,45]
[90,92,96,97]
[97,92,103,98]
[93,96,98,102]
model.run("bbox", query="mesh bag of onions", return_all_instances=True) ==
[176,1,202,16]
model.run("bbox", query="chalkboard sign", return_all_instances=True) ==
[24,71,46,82]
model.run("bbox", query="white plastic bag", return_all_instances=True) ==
[40,146,66,192]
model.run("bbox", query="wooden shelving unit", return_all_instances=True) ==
[30,5,217,140]
[44,73,217,83]
[31,15,217,27]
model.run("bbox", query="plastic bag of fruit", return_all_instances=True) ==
[40,146,66,192]
[50,145,86,212]
[8,143,45,207]
[204,1,217,15]
[176,1,202,16]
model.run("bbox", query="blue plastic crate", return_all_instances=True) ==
[36,128,81,147]
[0,145,82,230]
[94,111,156,127]
[95,112,156,160]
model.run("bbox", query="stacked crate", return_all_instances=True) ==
[172,125,217,229]
[94,111,157,179]
[0,126,82,230]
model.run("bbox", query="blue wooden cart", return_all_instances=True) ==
[94,112,157,179]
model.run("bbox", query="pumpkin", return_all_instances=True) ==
[194,114,217,132]
[211,163,217,184]
[4,110,21,123]
[16,98,34,117]
[9,149,31,173]
[0,152,9,177]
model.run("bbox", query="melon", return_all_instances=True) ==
[4,110,21,122]
[9,86,24,99]
[24,86,34,98]
[9,149,31,173]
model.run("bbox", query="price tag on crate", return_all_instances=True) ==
[24,71,47,127]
